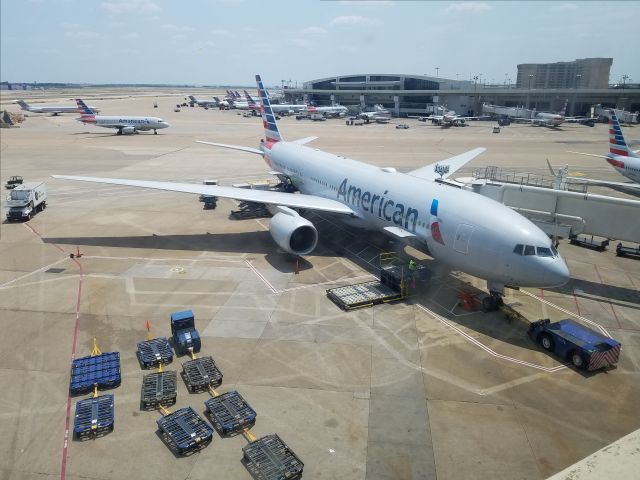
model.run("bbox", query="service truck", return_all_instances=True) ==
[6,182,47,221]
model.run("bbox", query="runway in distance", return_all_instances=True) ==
[75,99,169,135]
[567,110,640,186]
[16,99,100,115]
[54,75,570,308]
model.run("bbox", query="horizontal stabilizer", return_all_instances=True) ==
[383,226,416,238]
[292,136,318,145]
[52,175,356,215]
[196,140,263,155]
[407,147,486,181]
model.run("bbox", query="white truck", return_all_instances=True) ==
[6,182,47,221]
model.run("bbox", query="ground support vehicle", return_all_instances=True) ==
[242,434,304,480]
[528,319,621,370]
[570,235,609,251]
[170,310,201,356]
[73,394,115,440]
[5,176,23,189]
[5,182,47,221]
[205,391,257,435]
[616,242,640,258]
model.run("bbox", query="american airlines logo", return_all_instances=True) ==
[434,164,450,177]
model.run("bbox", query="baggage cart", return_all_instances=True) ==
[156,407,213,456]
[141,371,177,410]
[73,394,115,440]
[182,356,223,392]
[136,337,173,369]
[205,390,256,435]
[243,434,304,480]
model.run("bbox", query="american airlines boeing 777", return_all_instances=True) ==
[54,75,569,309]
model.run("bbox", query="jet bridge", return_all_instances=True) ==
[458,167,640,242]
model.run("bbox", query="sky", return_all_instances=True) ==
[1,0,638,87]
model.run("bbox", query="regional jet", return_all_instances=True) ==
[16,99,100,115]
[54,75,569,309]
[306,104,349,117]
[244,91,307,114]
[187,95,218,108]
[566,110,640,186]
[75,99,169,135]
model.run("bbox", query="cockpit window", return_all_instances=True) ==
[513,244,523,255]
[524,245,535,256]
[536,247,553,257]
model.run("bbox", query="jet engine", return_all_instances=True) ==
[121,126,136,134]
[269,207,318,255]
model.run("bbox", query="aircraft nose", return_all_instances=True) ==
[544,257,570,287]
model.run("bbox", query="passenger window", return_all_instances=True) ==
[513,244,523,255]
[524,245,535,256]
[536,247,553,257]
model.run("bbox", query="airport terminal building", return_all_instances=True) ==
[285,70,640,118]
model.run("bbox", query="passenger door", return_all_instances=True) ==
[454,224,474,254]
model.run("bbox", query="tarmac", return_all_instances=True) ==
[0,90,639,480]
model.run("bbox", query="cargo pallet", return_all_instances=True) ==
[182,356,223,393]
[70,352,121,395]
[157,407,213,456]
[137,337,173,369]
[570,235,609,251]
[327,281,402,310]
[73,394,115,440]
[205,391,257,435]
[243,434,304,480]
[141,371,177,410]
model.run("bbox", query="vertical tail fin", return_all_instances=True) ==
[609,110,633,157]
[244,90,257,108]
[559,99,568,117]
[188,95,197,102]
[75,98,95,117]
[256,75,283,143]
[16,100,30,110]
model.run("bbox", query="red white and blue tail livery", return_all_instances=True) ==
[256,74,283,143]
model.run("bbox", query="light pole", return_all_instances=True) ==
[622,74,630,89]
[435,67,440,78]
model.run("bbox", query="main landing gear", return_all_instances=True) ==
[482,281,505,312]
[154,129,158,134]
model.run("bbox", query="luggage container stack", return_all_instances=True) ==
[136,337,173,369]
[243,434,304,480]
[69,352,121,395]
[182,356,223,393]
[73,394,115,440]
[205,391,257,435]
[156,406,214,456]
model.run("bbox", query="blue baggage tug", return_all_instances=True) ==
[170,310,201,356]
[528,319,621,371]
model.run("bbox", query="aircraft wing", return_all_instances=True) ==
[51,175,356,215]
[406,147,486,181]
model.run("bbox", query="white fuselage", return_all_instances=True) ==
[260,141,569,289]
[607,155,640,182]
[78,115,169,132]
[533,112,564,126]
[19,103,99,114]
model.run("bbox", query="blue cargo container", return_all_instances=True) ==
[170,310,201,355]
[528,319,621,370]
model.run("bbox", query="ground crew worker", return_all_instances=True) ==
[408,259,416,277]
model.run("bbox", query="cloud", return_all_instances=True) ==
[66,31,102,39]
[100,0,160,15]
[211,29,231,36]
[300,26,327,35]
[287,38,316,48]
[120,32,140,39]
[329,15,382,27]
[444,2,493,14]
[161,24,194,32]
[551,3,578,12]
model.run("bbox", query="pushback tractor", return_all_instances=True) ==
[528,319,621,371]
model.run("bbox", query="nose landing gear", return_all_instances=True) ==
[482,292,504,312]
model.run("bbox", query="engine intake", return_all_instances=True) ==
[269,209,318,255]
[121,126,136,134]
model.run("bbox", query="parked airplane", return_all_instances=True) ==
[54,75,569,309]
[359,105,392,123]
[422,106,485,127]
[187,95,218,108]
[16,99,100,115]
[307,104,349,117]
[567,110,640,185]
[213,96,230,108]
[245,91,307,114]
[75,99,169,135]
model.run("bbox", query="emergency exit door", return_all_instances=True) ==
[454,224,474,254]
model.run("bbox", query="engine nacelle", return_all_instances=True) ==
[269,208,318,255]
[121,126,136,134]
